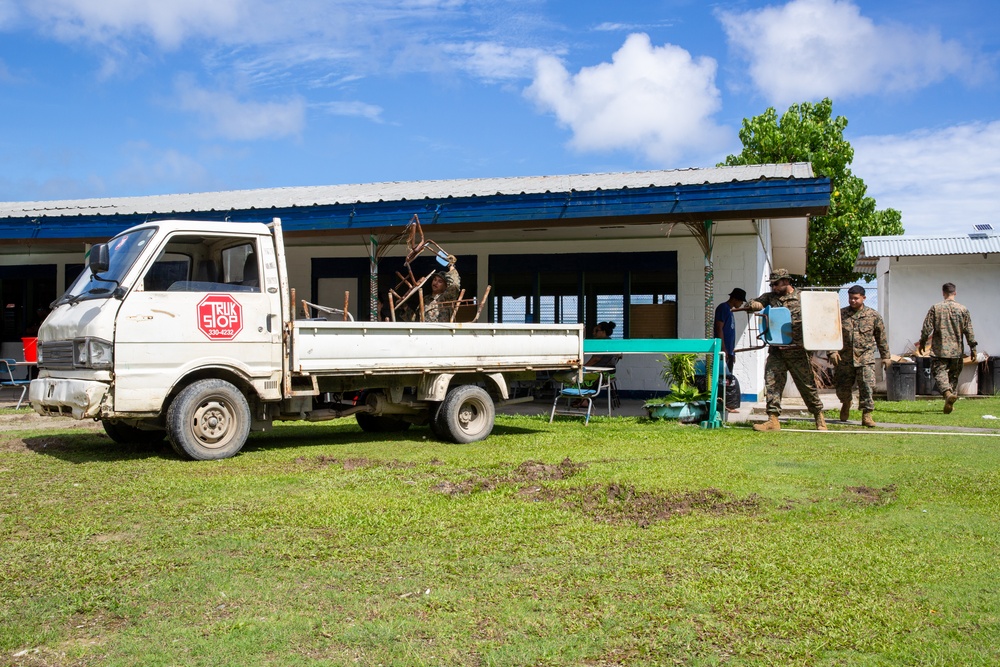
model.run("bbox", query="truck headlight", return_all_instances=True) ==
[74,338,114,369]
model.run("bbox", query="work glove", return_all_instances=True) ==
[882,358,892,371]
[828,351,841,366]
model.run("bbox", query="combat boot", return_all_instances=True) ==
[753,415,781,432]
[814,412,827,431]
[861,411,876,428]
[944,391,958,414]
[839,403,851,422]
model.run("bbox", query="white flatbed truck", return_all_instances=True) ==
[29,218,584,459]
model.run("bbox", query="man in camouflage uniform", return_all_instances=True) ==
[829,285,890,427]
[423,263,461,323]
[740,268,826,431]
[918,282,977,414]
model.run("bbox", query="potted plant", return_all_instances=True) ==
[644,353,710,422]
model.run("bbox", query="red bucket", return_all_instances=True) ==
[22,337,38,363]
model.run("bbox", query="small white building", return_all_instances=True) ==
[855,231,1000,357]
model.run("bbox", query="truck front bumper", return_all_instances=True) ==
[30,378,109,420]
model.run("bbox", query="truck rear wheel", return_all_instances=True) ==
[167,379,250,460]
[428,401,445,439]
[438,385,494,444]
[102,420,166,445]
[356,412,412,433]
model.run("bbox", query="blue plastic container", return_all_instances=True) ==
[759,306,793,345]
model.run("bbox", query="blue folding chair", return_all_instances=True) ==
[0,358,30,409]
[549,368,609,426]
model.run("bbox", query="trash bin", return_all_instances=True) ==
[915,356,935,395]
[979,358,1000,396]
[886,361,916,401]
[21,337,37,363]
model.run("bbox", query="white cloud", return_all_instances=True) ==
[525,33,727,165]
[447,41,550,82]
[116,141,216,192]
[23,0,244,49]
[719,0,974,106]
[175,77,306,141]
[0,59,16,83]
[853,121,1000,236]
[316,100,384,122]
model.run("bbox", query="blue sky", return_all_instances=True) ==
[0,0,997,236]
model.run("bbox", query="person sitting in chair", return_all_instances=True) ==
[584,321,619,369]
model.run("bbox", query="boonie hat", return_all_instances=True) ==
[728,288,747,301]
[769,268,791,284]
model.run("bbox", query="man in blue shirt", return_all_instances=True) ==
[714,288,747,373]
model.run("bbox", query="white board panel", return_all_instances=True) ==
[801,291,842,351]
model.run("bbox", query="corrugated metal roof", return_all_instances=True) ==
[854,233,1000,273]
[0,163,816,219]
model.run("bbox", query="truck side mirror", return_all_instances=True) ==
[90,244,109,274]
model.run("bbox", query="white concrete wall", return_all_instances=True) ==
[878,254,1000,357]
[710,228,771,398]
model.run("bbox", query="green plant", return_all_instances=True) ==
[644,353,709,406]
[660,352,697,387]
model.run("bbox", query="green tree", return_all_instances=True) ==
[720,98,903,285]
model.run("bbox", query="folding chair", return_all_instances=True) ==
[0,358,31,409]
[549,369,608,426]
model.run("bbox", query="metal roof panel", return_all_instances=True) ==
[0,163,817,219]
[854,233,1000,272]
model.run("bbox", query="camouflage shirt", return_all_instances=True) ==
[423,265,461,323]
[747,289,803,347]
[840,304,889,366]
[919,300,976,358]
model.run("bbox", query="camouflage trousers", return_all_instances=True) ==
[931,358,964,395]
[764,348,824,416]
[833,363,876,411]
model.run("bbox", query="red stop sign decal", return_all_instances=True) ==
[197,294,243,340]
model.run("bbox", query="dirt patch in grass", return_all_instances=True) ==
[843,484,897,506]
[295,455,416,470]
[532,484,761,527]
[433,457,588,496]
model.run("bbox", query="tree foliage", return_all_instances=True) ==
[721,98,903,285]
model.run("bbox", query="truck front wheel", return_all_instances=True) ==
[167,379,251,460]
[438,385,494,444]
[102,420,166,445]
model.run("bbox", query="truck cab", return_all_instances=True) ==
[32,220,284,448]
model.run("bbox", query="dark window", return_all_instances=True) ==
[489,252,677,337]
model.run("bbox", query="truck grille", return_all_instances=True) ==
[39,341,75,370]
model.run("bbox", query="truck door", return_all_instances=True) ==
[113,232,282,413]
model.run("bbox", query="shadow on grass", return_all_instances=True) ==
[19,417,550,463]
[23,433,174,463]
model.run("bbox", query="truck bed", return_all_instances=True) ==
[291,321,583,375]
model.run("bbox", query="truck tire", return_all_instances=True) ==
[166,379,251,460]
[102,420,166,445]
[438,385,494,444]
[356,412,412,433]
[428,401,445,439]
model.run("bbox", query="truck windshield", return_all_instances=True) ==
[54,227,158,306]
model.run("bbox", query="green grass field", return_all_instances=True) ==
[3,398,1000,666]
